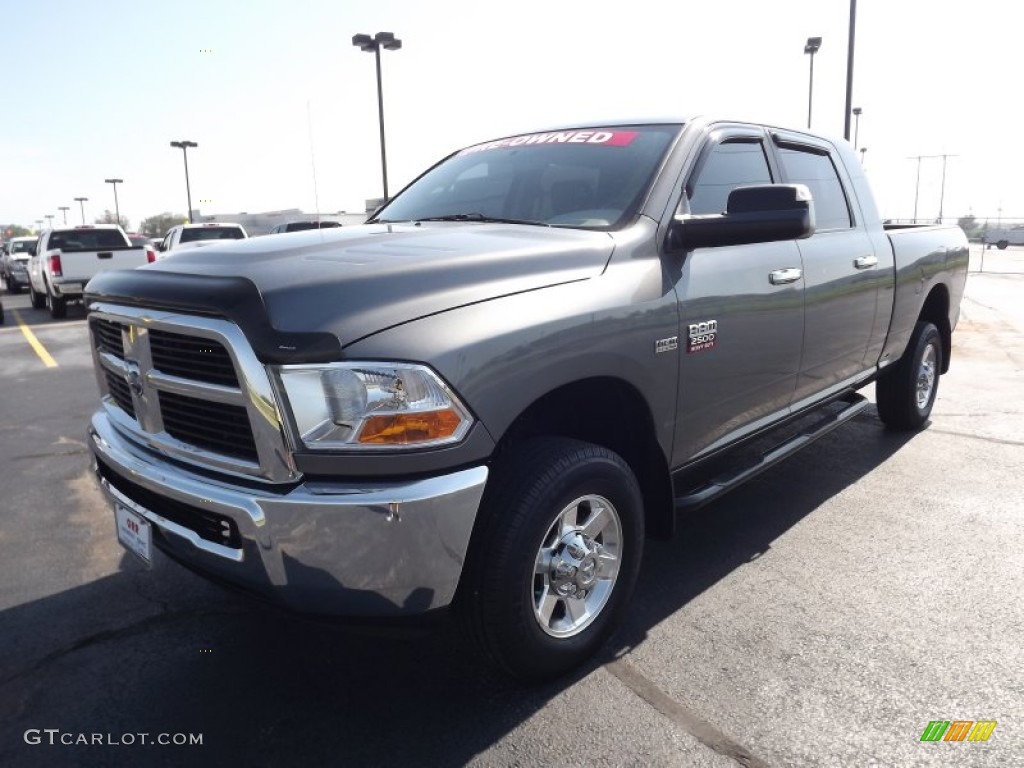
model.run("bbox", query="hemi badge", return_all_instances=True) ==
[655,336,679,354]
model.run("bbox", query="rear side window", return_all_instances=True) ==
[687,140,773,215]
[48,229,129,250]
[777,146,851,230]
[180,226,245,243]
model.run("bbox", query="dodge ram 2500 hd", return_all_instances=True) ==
[29,225,151,319]
[84,117,968,680]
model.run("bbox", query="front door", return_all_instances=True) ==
[671,127,805,466]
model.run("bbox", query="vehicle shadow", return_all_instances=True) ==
[0,410,916,768]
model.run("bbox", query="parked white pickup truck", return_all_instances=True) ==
[28,225,152,318]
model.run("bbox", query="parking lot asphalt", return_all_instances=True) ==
[0,245,1021,767]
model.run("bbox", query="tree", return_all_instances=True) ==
[139,212,187,238]
[95,209,131,230]
[956,214,981,240]
[956,214,976,232]
[2,224,33,238]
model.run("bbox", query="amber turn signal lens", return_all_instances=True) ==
[358,409,463,445]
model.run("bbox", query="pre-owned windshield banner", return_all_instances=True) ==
[460,130,639,155]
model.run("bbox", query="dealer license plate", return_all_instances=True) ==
[115,503,152,566]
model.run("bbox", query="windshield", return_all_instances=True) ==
[11,240,34,254]
[180,226,245,243]
[375,125,680,230]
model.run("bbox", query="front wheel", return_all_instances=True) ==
[997,240,1009,250]
[876,321,942,430]
[460,438,644,681]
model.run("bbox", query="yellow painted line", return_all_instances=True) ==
[11,309,58,368]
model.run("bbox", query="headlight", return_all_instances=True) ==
[274,362,473,451]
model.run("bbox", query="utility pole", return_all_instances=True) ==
[907,155,957,223]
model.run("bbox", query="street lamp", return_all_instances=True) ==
[170,141,198,223]
[58,206,70,224]
[105,178,123,227]
[352,31,402,200]
[45,214,55,229]
[74,197,88,224]
[859,147,867,168]
[852,107,862,150]
[804,37,822,129]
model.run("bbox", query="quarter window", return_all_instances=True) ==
[777,146,851,230]
[687,140,773,215]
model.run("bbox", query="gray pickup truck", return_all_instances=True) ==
[84,117,968,680]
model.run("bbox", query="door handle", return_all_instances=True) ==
[853,254,878,269]
[97,252,113,259]
[769,268,802,285]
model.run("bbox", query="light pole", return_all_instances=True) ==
[352,31,402,200]
[45,214,55,229]
[74,197,88,224]
[170,141,198,223]
[843,0,858,141]
[852,107,862,149]
[804,37,822,129]
[105,178,123,227]
[859,147,867,168]
[58,206,70,224]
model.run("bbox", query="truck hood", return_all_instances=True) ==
[95,222,614,351]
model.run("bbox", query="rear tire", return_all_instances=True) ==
[876,321,942,430]
[460,438,644,681]
[29,281,45,309]
[997,240,1008,250]
[46,282,67,319]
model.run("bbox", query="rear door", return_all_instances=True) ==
[671,126,805,464]
[769,133,887,407]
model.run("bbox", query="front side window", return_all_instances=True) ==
[375,125,681,231]
[686,140,773,215]
[777,146,851,230]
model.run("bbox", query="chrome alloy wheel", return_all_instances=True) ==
[533,495,622,638]
[916,343,937,409]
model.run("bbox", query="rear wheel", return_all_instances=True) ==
[460,438,644,681]
[876,321,942,430]
[46,283,67,319]
[29,281,45,309]
[996,240,1009,250]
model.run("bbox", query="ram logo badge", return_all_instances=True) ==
[687,320,718,354]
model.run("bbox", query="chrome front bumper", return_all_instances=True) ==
[89,410,488,616]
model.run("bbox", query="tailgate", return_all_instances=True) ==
[58,247,148,282]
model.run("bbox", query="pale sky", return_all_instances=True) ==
[2,0,1020,231]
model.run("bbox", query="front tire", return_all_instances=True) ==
[876,321,942,430]
[997,240,1009,250]
[461,438,644,681]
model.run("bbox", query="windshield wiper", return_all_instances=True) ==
[416,213,550,227]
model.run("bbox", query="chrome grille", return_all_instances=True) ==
[148,329,239,387]
[88,303,296,483]
[160,391,258,462]
[92,318,125,359]
[102,368,136,417]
